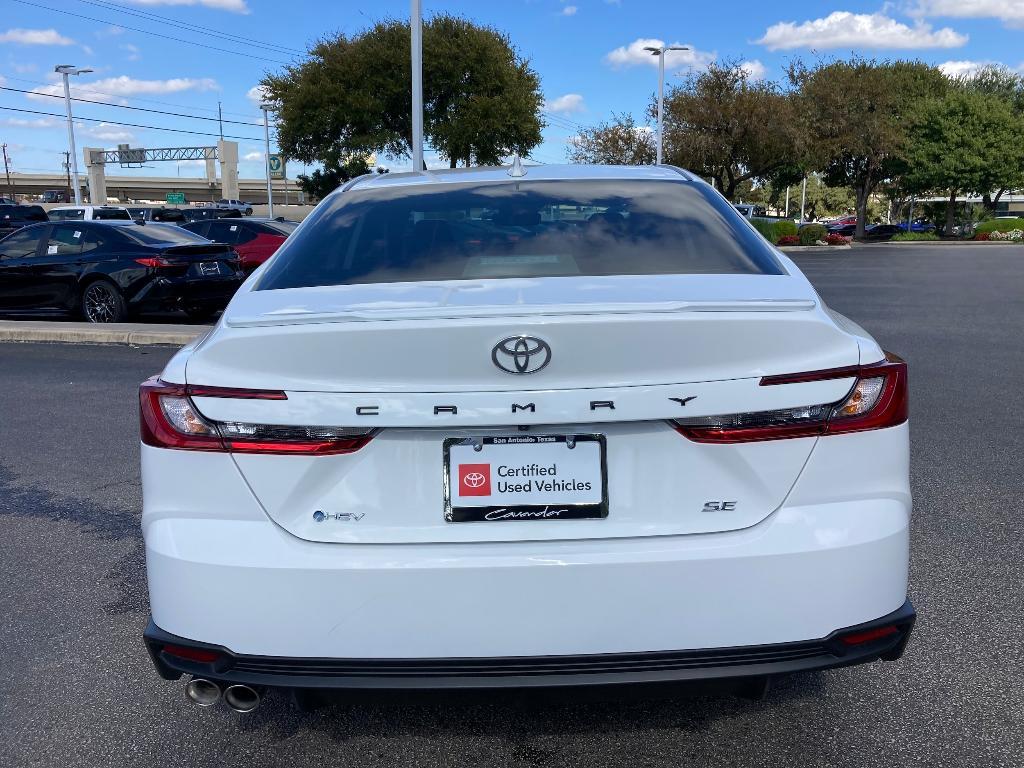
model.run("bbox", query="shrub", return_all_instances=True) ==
[973,231,990,241]
[799,224,827,245]
[749,218,798,245]
[776,234,800,246]
[891,231,940,241]
[975,218,1024,234]
[825,233,851,245]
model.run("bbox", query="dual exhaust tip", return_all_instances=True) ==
[185,678,261,713]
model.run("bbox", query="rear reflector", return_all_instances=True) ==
[839,625,899,645]
[162,644,221,663]
[139,377,375,455]
[673,353,907,443]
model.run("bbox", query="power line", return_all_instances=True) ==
[10,0,294,66]
[77,0,306,56]
[0,86,274,134]
[0,105,264,142]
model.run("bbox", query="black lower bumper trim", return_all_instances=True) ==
[144,599,915,690]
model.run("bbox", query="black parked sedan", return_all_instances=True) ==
[0,221,245,322]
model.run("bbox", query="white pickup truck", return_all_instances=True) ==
[199,199,254,216]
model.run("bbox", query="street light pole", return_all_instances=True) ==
[800,175,807,222]
[55,64,92,205]
[644,44,688,165]
[260,103,274,218]
[410,0,424,172]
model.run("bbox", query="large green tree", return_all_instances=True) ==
[953,65,1024,211]
[261,14,544,173]
[788,59,947,237]
[659,60,800,201]
[566,113,655,165]
[903,90,1024,232]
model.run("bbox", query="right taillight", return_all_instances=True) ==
[673,353,907,443]
[139,377,376,455]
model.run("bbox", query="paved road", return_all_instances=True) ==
[1,244,1022,767]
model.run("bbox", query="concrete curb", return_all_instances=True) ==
[0,320,210,347]
[778,244,853,252]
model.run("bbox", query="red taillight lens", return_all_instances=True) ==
[673,353,907,443]
[139,377,375,455]
[134,257,174,268]
[161,644,221,663]
[839,625,899,645]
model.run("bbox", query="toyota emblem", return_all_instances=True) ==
[492,336,552,374]
[463,472,487,488]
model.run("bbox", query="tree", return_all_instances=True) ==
[261,15,544,169]
[659,60,800,201]
[566,113,654,165]
[954,65,1024,211]
[903,90,1024,232]
[788,59,947,237]
[296,155,387,202]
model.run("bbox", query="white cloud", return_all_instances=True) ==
[913,0,1024,28]
[97,25,125,37]
[121,43,141,61]
[740,60,767,80]
[545,93,585,113]
[243,150,263,161]
[0,28,74,46]
[84,123,134,142]
[2,116,59,128]
[605,38,716,70]
[246,84,269,105]
[561,5,578,16]
[938,59,990,77]
[29,75,218,101]
[120,0,249,12]
[756,12,967,51]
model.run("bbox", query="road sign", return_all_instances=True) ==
[165,192,186,205]
[268,154,285,179]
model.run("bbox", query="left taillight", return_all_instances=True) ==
[139,377,375,455]
[672,353,908,444]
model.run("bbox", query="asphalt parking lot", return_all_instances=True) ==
[1,243,1022,768]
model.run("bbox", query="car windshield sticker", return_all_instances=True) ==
[230,225,238,231]
[47,245,58,254]
[73,231,81,238]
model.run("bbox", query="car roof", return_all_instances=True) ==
[347,163,695,192]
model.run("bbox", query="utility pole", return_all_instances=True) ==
[260,104,274,218]
[799,175,807,222]
[1,143,12,199]
[785,186,790,218]
[63,151,71,202]
[218,101,224,140]
[410,0,424,172]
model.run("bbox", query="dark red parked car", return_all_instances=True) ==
[180,217,298,273]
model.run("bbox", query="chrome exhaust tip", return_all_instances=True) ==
[223,684,261,713]
[185,678,221,707]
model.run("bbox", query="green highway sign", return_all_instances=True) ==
[268,154,285,179]
[165,192,186,205]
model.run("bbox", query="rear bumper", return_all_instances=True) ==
[144,600,915,690]
[129,275,243,311]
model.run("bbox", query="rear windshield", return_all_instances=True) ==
[0,205,47,222]
[119,223,209,245]
[262,220,298,235]
[94,207,131,220]
[257,179,783,291]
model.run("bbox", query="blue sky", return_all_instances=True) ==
[2,0,1024,180]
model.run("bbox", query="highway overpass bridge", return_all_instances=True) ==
[2,171,301,205]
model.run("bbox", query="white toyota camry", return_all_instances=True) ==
[140,164,913,712]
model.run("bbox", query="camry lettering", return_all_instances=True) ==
[511,403,536,413]
[351,397,703,417]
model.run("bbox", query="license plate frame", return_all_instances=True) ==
[443,434,608,523]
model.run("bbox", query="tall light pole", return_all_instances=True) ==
[643,44,688,165]
[55,64,92,205]
[410,0,424,172]
[259,103,274,218]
